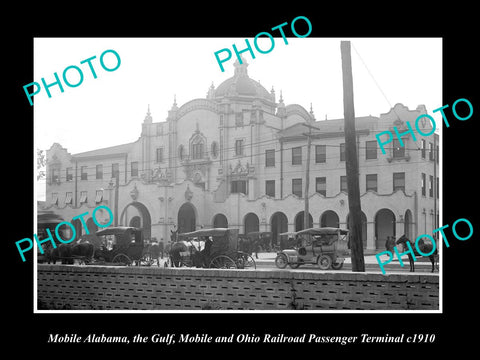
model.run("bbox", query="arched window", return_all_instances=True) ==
[190,134,206,160]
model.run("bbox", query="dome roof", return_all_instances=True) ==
[214,58,273,102]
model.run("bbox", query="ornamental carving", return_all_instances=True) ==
[229,160,255,178]
[130,184,139,200]
[151,167,173,184]
[185,185,193,201]
[182,159,211,184]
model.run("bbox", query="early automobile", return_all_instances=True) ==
[275,227,349,270]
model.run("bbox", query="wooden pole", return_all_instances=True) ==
[302,123,320,230]
[304,126,312,230]
[341,41,365,272]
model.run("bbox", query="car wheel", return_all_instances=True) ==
[275,254,288,269]
[317,254,332,270]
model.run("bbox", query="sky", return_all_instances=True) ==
[34,37,442,200]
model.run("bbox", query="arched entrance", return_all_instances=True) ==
[295,211,313,231]
[120,201,152,239]
[320,210,340,228]
[213,213,228,228]
[375,208,396,250]
[404,209,413,239]
[270,212,288,247]
[346,211,368,248]
[244,212,259,234]
[177,202,196,234]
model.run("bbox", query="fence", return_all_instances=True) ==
[37,265,439,310]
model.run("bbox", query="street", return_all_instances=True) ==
[155,252,439,274]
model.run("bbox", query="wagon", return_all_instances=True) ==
[275,227,349,270]
[94,226,144,266]
[170,228,256,269]
[37,210,65,263]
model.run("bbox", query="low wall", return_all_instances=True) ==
[37,265,439,311]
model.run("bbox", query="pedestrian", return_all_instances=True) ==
[385,236,395,253]
[159,238,164,259]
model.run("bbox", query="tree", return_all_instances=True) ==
[37,149,46,181]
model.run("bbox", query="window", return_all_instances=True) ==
[156,148,164,163]
[436,145,439,164]
[131,161,138,177]
[231,180,247,194]
[366,141,377,160]
[81,166,88,180]
[211,141,219,159]
[315,145,326,163]
[265,180,275,197]
[96,164,103,180]
[429,142,434,161]
[66,167,73,182]
[315,177,326,196]
[421,173,426,196]
[192,142,204,160]
[429,175,434,197]
[235,139,244,156]
[112,163,119,179]
[178,145,185,161]
[51,167,60,183]
[292,178,302,197]
[340,143,345,161]
[95,190,103,203]
[340,175,348,193]
[65,192,73,204]
[292,147,302,165]
[265,149,275,167]
[393,139,405,158]
[421,139,426,159]
[436,177,439,199]
[79,191,88,204]
[235,112,244,127]
[51,192,58,205]
[366,174,377,192]
[393,172,405,192]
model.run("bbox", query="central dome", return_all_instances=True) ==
[214,58,273,102]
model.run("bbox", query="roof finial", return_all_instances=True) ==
[144,104,152,123]
[279,90,284,103]
[173,94,177,107]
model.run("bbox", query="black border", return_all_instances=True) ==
[8,5,479,354]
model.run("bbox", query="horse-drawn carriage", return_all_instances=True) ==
[275,227,350,270]
[94,226,146,266]
[167,228,256,269]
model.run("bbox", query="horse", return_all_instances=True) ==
[168,241,188,267]
[395,235,438,273]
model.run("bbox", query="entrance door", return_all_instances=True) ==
[178,202,196,234]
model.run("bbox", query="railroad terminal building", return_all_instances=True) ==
[43,59,439,252]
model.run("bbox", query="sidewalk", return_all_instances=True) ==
[253,251,434,266]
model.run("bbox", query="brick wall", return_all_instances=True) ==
[37,265,439,310]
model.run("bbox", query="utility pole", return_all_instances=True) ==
[341,41,365,272]
[302,123,320,230]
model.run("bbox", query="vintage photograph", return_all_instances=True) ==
[34,37,442,312]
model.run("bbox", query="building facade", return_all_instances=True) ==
[43,60,439,252]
